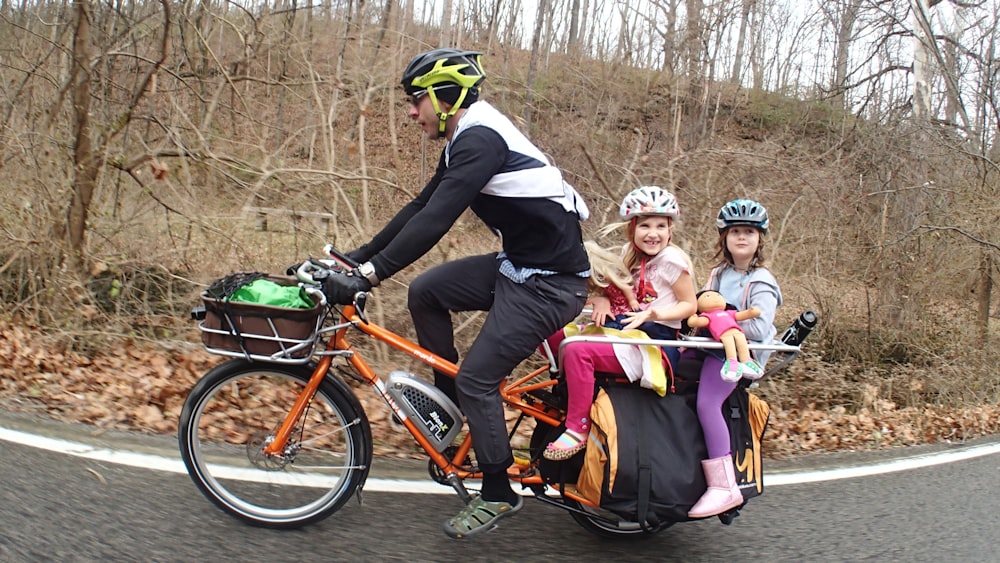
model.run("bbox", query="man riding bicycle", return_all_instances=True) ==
[320,48,591,539]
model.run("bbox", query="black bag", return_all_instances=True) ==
[573,379,770,527]
[576,385,707,528]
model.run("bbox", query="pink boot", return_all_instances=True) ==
[687,455,743,518]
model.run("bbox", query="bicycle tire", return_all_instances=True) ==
[529,424,670,538]
[567,501,673,538]
[178,359,372,529]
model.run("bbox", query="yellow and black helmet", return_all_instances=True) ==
[401,49,485,136]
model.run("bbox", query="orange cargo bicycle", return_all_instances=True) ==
[178,250,811,537]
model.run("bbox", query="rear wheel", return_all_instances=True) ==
[568,501,673,538]
[178,359,372,528]
[529,424,672,538]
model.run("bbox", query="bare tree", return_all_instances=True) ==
[62,0,170,270]
[824,0,863,110]
[440,0,454,46]
[523,0,548,130]
[567,0,582,56]
[730,0,755,84]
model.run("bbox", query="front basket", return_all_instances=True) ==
[198,275,325,363]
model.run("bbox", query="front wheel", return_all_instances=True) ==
[178,359,372,528]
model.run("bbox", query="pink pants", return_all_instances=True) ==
[557,336,630,434]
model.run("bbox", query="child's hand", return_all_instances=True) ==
[589,295,613,326]
[621,309,653,331]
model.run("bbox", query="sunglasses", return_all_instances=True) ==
[408,89,427,106]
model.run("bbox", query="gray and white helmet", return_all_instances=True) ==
[620,186,680,220]
[717,198,769,233]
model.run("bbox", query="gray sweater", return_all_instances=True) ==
[705,265,782,365]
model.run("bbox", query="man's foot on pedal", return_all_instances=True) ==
[543,429,586,460]
[442,494,523,539]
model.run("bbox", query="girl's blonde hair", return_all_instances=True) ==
[583,240,632,295]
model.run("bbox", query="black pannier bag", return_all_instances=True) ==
[570,358,770,527]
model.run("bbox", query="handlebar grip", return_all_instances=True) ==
[295,261,327,286]
[323,245,359,269]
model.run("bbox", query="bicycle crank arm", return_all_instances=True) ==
[444,472,474,504]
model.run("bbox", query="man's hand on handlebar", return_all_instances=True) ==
[321,269,372,305]
[291,247,375,305]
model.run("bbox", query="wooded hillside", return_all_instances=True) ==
[1,1,998,445]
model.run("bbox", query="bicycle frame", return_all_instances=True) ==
[254,302,579,504]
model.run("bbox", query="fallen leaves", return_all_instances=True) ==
[2,316,998,461]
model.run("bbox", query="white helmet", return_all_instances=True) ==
[620,186,680,220]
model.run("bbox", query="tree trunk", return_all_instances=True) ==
[832,0,861,111]
[976,251,993,343]
[684,0,706,143]
[730,0,753,84]
[440,0,453,47]
[67,0,97,270]
[567,0,581,56]
[911,0,932,123]
[486,0,503,54]
[750,0,765,90]
[523,0,547,131]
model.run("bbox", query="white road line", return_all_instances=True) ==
[762,441,1000,486]
[2,425,998,494]
[0,425,448,493]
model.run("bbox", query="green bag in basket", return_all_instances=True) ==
[228,279,314,309]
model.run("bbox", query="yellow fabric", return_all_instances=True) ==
[735,392,770,494]
[575,388,615,505]
[562,323,668,397]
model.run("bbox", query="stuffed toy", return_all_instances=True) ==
[687,290,765,382]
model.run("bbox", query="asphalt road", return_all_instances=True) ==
[1,411,999,562]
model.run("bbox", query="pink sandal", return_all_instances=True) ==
[543,430,586,460]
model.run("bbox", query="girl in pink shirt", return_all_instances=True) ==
[543,186,697,460]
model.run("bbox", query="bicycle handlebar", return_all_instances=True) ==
[294,249,370,317]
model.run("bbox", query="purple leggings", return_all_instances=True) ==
[697,354,738,458]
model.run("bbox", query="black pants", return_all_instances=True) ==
[408,253,587,473]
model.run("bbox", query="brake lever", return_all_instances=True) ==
[354,292,368,324]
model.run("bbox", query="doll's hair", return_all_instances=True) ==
[583,240,633,295]
[713,225,767,269]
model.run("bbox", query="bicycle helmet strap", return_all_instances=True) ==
[426,86,470,138]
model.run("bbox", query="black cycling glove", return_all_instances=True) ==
[321,269,372,305]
